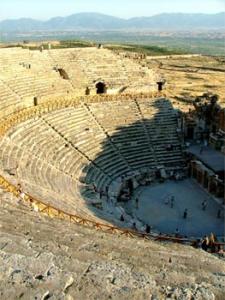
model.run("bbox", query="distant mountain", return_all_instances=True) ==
[127,13,225,29]
[0,12,224,32]
[44,13,126,30]
[0,18,43,31]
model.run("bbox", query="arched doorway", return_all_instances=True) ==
[157,81,163,91]
[96,82,106,94]
[187,126,194,139]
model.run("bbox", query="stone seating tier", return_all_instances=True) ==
[0,96,184,221]
[0,47,159,119]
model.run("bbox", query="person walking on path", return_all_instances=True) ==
[208,233,217,253]
[170,196,175,208]
[175,228,180,237]
[201,236,209,251]
[183,208,188,219]
[135,197,139,209]
[217,209,222,218]
[145,224,151,234]
[120,214,124,222]
[202,200,207,211]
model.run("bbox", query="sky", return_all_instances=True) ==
[0,0,225,21]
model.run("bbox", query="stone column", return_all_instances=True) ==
[190,161,196,178]
[208,177,217,195]
[203,171,208,189]
[208,177,213,193]
[200,169,204,187]
[216,181,224,198]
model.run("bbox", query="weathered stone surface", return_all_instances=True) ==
[0,195,225,300]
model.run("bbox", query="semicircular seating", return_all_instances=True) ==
[0,47,158,117]
[0,95,184,224]
[0,47,183,226]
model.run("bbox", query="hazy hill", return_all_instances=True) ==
[44,13,126,30]
[0,18,43,31]
[127,13,225,29]
[0,12,224,31]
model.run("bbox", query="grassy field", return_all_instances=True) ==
[1,30,224,56]
[1,39,189,56]
[105,44,188,56]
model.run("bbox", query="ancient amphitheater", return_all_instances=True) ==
[0,46,225,300]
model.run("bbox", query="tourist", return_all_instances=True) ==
[201,236,209,251]
[209,233,217,253]
[145,224,151,234]
[164,197,169,205]
[104,186,109,201]
[202,200,207,211]
[135,198,139,209]
[208,232,216,253]
[175,228,180,237]
[183,208,188,219]
[93,184,97,192]
[85,86,90,95]
[106,193,109,202]
[217,209,221,219]
[105,186,109,194]
[170,196,175,208]
[120,214,124,222]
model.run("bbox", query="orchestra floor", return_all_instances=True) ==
[130,178,224,238]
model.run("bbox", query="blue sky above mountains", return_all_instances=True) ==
[0,0,225,20]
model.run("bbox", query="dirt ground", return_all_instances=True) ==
[146,55,225,110]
